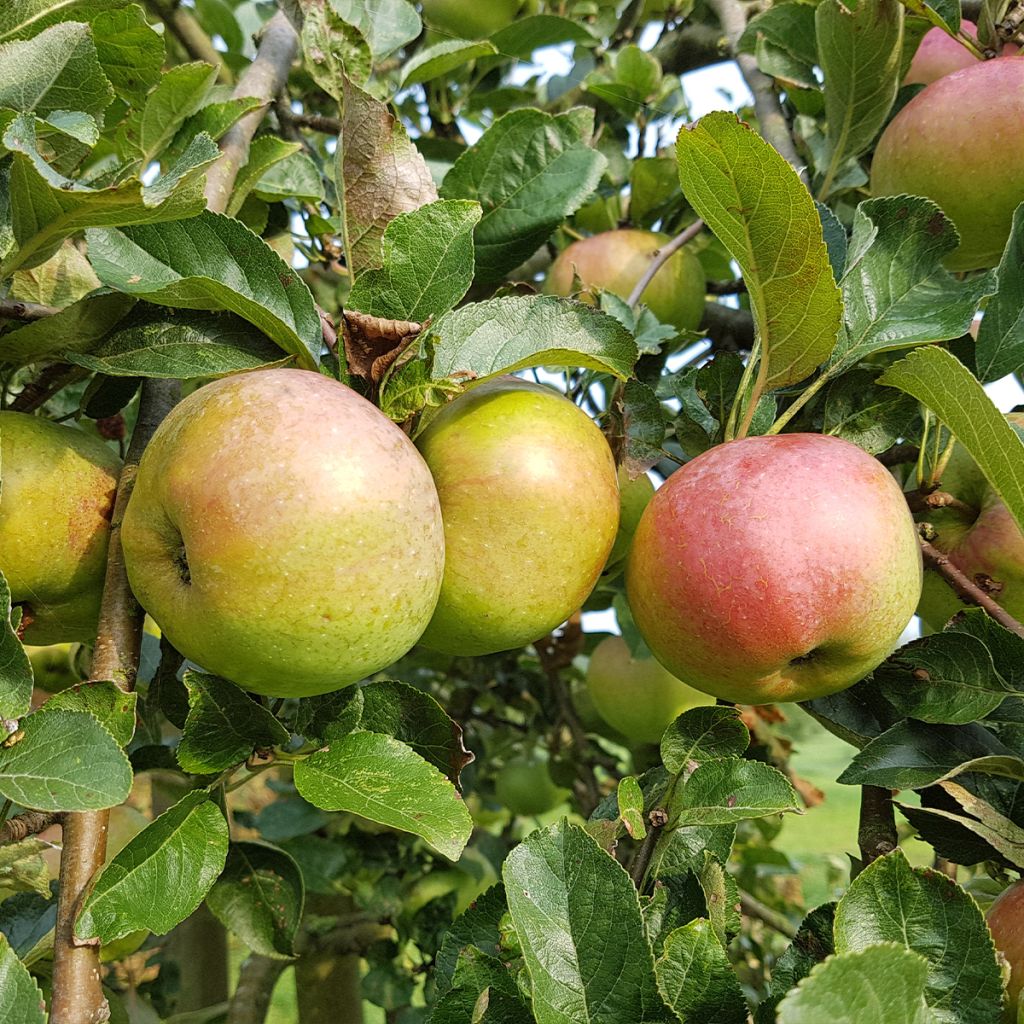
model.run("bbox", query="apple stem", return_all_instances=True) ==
[856,785,898,874]
[625,219,705,309]
[919,536,1024,639]
[0,809,60,844]
[630,813,664,890]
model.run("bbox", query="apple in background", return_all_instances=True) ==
[494,755,569,816]
[420,0,524,39]
[26,644,82,694]
[626,434,922,705]
[415,378,619,655]
[586,635,714,744]
[606,467,656,568]
[916,413,1024,631]
[871,57,1024,271]
[545,229,707,334]
[121,369,445,697]
[986,879,1024,1022]
[0,412,121,645]
[905,23,1018,85]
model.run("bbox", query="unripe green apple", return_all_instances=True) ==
[872,57,1024,271]
[544,229,707,334]
[26,644,80,693]
[586,635,714,744]
[420,0,523,38]
[626,434,922,704]
[916,413,1024,631]
[415,379,619,655]
[986,879,1024,1022]
[122,369,445,697]
[0,413,120,644]
[494,756,568,816]
[606,467,655,567]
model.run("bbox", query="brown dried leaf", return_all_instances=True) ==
[341,309,422,394]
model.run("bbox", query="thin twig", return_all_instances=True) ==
[740,890,798,939]
[0,810,61,844]
[277,105,342,135]
[706,0,808,184]
[148,0,233,84]
[626,221,705,309]
[905,489,976,517]
[856,785,898,876]
[919,535,1024,638]
[9,364,87,413]
[877,443,920,468]
[0,297,60,322]
[629,809,667,891]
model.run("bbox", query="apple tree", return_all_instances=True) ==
[0,0,1023,1022]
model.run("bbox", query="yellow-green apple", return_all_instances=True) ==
[586,634,715,743]
[420,0,523,38]
[545,229,707,334]
[121,368,445,697]
[872,57,1024,271]
[26,644,80,693]
[415,378,619,655]
[0,412,120,644]
[495,756,568,816]
[626,434,922,704]
[986,879,1024,1022]
[606,467,655,567]
[916,413,1024,631]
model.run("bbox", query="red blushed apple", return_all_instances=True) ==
[905,23,1018,85]
[987,879,1024,1021]
[871,57,1024,271]
[626,434,922,704]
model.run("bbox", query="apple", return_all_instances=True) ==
[871,57,1024,271]
[494,756,568,816]
[626,434,922,704]
[905,23,1018,86]
[415,378,619,655]
[986,879,1024,1022]
[545,229,707,334]
[586,635,715,744]
[420,0,523,39]
[916,413,1024,631]
[0,412,121,645]
[606,467,656,568]
[26,644,81,694]
[121,368,445,697]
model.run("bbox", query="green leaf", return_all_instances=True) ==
[330,0,421,60]
[428,294,637,383]
[502,821,672,1024]
[0,0,130,43]
[337,78,438,277]
[76,791,229,942]
[293,685,363,744]
[359,679,473,785]
[440,107,607,284]
[777,944,935,1024]
[1,122,217,275]
[621,378,666,476]
[206,841,304,958]
[39,681,137,747]
[660,706,749,774]
[0,839,51,899]
[738,6,819,86]
[816,0,903,199]
[164,96,263,167]
[976,203,1024,382]
[90,4,164,106]
[347,200,481,322]
[698,854,741,944]
[0,572,33,722]
[823,367,919,454]
[400,39,497,87]
[0,933,46,1023]
[436,883,508,995]
[833,197,993,371]
[834,850,1002,1024]
[0,21,113,119]
[0,709,131,811]
[879,345,1024,533]
[251,151,324,206]
[301,1,371,97]
[654,919,748,1024]
[10,238,99,306]
[672,757,800,826]
[225,136,302,216]
[618,776,646,840]
[817,200,848,279]
[85,210,322,368]
[490,15,597,57]
[177,671,290,775]
[675,112,842,389]
[293,731,472,861]
[65,307,289,378]
[119,60,218,164]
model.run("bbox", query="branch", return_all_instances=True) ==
[148,0,233,84]
[277,105,342,135]
[700,301,754,351]
[740,889,798,939]
[630,809,667,891]
[652,21,730,77]
[9,363,86,413]
[705,0,808,184]
[625,220,705,309]
[877,442,920,468]
[226,955,287,1024]
[203,11,299,211]
[0,810,61,844]
[0,297,59,322]
[856,784,898,873]
[919,535,1024,639]
[905,489,976,518]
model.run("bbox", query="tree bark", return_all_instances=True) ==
[295,953,364,1024]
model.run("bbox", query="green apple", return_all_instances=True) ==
[606,467,655,567]
[916,413,1024,631]
[121,369,445,697]
[545,228,707,334]
[415,378,619,655]
[494,755,568,816]
[0,412,121,644]
[26,644,81,693]
[626,434,922,704]
[586,635,714,744]
[872,57,1024,270]
[986,879,1024,1022]
[420,0,523,39]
